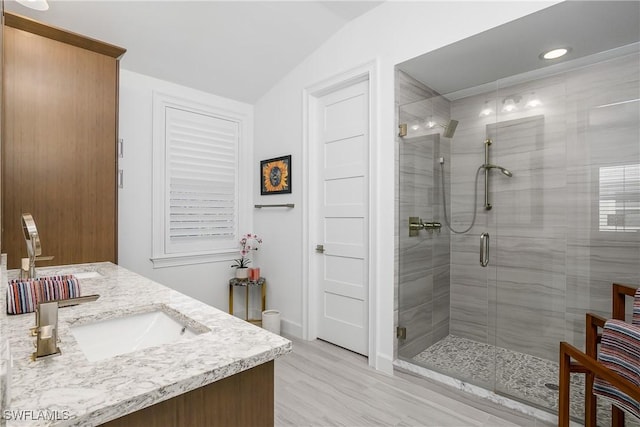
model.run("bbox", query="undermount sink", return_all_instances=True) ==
[70,309,202,362]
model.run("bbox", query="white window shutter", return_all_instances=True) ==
[599,164,640,232]
[165,107,239,253]
[152,90,251,268]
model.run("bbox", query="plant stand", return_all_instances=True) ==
[228,277,266,324]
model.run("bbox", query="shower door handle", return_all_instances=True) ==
[480,232,490,267]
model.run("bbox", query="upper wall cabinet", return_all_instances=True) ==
[2,13,126,269]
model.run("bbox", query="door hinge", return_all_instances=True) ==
[396,326,406,340]
[398,123,407,137]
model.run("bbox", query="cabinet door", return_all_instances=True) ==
[2,25,118,268]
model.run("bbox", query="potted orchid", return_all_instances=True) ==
[231,233,262,279]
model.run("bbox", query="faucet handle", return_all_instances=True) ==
[32,301,62,361]
[39,325,54,340]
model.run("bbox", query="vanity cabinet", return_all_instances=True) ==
[1,13,126,269]
[102,362,274,427]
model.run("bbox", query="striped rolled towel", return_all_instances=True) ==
[633,287,640,326]
[593,319,640,420]
[6,275,81,315]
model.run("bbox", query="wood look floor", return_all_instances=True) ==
[275,337,555,427]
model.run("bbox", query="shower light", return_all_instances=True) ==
[423,118,458,138]
[525,92,542,108]
[479,101,493,117]
[540,47,570,60]
[501,96,519,113]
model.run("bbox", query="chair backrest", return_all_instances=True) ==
[612,283,639,323]
[593,319,640,420]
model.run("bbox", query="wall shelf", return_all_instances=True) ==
[254,204,295,209]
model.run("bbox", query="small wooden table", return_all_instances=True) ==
[228,277,266,324]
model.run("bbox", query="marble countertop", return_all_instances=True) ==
[2,262,291,426]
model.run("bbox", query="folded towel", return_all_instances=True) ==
[593,319,640,420]
[6,275,81,315]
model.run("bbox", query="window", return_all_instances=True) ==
[152,92,251,267]
[599,164,640,232]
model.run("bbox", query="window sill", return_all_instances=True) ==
[150,250,235,268]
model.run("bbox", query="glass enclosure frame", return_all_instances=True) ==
[396,43,640,423]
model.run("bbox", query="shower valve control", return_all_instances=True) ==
[409,217,441,236]
[425,222,442,232]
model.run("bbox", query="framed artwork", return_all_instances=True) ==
[260,155,291,195]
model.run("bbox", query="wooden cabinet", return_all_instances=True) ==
[2,13,126,269]
[101,362,274,427]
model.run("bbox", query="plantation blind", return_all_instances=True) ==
[165,106,239,253]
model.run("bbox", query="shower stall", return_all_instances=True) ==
[394,2,639,424]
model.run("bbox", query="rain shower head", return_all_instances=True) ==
[442,119,458,139]
[484,164,513,177]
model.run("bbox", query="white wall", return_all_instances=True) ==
[253,1,558,372]
[118,70,254,311]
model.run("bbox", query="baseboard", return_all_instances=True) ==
[280,318,302,338]
[373,352,393,374]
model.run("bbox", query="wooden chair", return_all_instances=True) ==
[559,283,640,427]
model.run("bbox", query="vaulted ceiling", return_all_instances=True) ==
[6,0,383,103]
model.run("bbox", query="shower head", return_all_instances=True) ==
[484,164,513,177]
[501,167,513,177]
[442,119,458,139]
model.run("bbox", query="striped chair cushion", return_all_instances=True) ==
[593,319,640,420]
[6,275,81,315]
[633,287,640,326]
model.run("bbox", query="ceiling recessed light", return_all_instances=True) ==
[16,0,49,10]
[540,48,570,60]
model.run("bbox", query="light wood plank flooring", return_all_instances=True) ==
[275,337,555,427]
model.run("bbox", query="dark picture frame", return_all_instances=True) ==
[260,155,292,195]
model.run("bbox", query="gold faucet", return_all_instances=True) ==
[30,295,100,361]
[31,301,61,360]
[20,213,54,279]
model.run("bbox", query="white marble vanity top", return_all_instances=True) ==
[1,262,291,426]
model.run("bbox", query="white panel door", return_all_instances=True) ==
[316,80,369,355]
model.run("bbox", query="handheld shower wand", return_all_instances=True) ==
[439,138,513,233]
[484,164,513,177]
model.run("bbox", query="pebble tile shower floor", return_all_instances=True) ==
[412,335,639,426]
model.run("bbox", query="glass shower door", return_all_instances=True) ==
[396,92,496,392]
[491,49,640,423]
[488,108,564,411]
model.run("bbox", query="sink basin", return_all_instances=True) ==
[71,309,200,362]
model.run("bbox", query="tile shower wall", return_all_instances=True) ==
[396,70,451,359]
[448,50,640,361]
